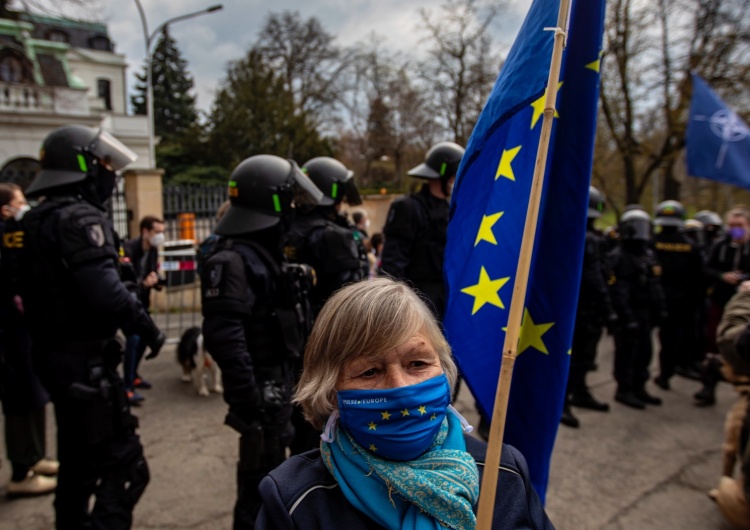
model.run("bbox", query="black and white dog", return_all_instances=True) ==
[177,326,222,396]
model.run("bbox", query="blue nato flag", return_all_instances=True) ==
[443,0,606,502]
[686,73,750,189]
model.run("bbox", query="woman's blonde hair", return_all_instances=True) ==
[294,277,457,429]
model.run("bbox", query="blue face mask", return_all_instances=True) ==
[335,373,451,461]
[730,227,746,241]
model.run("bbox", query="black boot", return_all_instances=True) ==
[570,387,610,412]
[693,384,716,406]
[615,390,646,409]
[634,387,662,405]
[560,404,580,428]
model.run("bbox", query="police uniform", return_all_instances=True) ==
[287,209,364,315]
[380,142,464,320]
[608,209,667,409]
[652,201,704,387]
[3,125,164,529]
[200,154,321,529]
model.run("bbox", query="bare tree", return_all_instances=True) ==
[417,0,501,145]
[598,0,750,208]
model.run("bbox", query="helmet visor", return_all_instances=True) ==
[626,219,652,241]
[289,160,324,208]
[90,130,137,172]
[344,178,362,206]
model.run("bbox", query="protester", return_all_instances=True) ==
[0,183,58,496]
[697,206,750,406]
[709,280,750,529]
[256,277,554,529]
[122,215,166,404]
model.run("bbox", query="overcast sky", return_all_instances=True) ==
[100,0,533,114]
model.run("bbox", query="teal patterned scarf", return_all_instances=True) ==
[321,408,479,530]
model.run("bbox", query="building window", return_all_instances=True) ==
[97,78,112,110]
[89,36,111,51]
[0,56,23,83]
[46,30,69,43]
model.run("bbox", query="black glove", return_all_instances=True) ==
[145,331,166,360]
[625,320,639,332]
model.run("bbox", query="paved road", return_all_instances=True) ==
[0,332,737,529]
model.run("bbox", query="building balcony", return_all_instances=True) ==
[0,82,89,116]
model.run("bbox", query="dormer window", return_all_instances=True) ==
[47,30,69,43]
[88,35,111,51]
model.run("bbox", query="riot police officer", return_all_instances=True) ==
[287,156,367,316]
[695,209,725,253]
[2,125,164,529]
[562,186,616,428]
[608,209,667,409]
[652,201,704,390]
[380,141,465,319]
[201,155,322,529]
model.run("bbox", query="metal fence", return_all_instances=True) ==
[155,184,227,343]
[108,177,129,239]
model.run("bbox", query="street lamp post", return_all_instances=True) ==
[133,1,223,169]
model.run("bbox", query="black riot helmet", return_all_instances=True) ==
[654,200,686,228]
[408,141,465,195]
[214,155,323,237]
[694,210,723,229]
[684,219,705,247]
[301,157,362,207]
[619,209,652,242]
[26,124,136,199]
[588,186,605,219]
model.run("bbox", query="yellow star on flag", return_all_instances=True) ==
[369,444,377,452]
[495,146,522,181]
[401,409,410,417]
[475,211,504,246]
[461,266,510,315]
[368,421,377,430]
[417,405,427,415]
[503,308,555,356]
[430,413,437,420]
[530,82,563,129]
[381,411,391,420]
[586,51,604,73]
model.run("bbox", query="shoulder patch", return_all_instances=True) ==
[87,224,106,248]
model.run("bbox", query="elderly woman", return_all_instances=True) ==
[256,277,553,529]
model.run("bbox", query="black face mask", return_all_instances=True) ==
[96,167,117,203]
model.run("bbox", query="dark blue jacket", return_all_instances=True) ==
[256,435,555,529]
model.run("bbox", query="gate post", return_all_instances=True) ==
[122,168,164,238]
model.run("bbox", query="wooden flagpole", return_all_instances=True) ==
[475,0,571,527]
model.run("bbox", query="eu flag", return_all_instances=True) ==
[443,0,606,502]
[686,73,750,189]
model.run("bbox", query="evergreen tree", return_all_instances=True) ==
[207,48,331,169]
[131,27,198,142]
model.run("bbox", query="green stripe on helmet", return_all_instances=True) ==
[440,162,447,176]
[77,154,88,173]
[228,181,237,187]
[272,194,282,213]
[331,182,338,199]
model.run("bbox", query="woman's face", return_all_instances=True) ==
[336,331,443,391]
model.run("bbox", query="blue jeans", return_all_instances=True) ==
[123,334,142,391]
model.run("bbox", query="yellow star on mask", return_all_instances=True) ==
[368,421,377,430]
[475,211,504,246]
[418,405,427,415]
[401,409,410,417]
[369,444,377,452]
[530,82,563,129]
[496,146,522,181]
[586,51,604,73]
[461,266,510,315]
[503,308,555,356]
[381,411,391,420]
